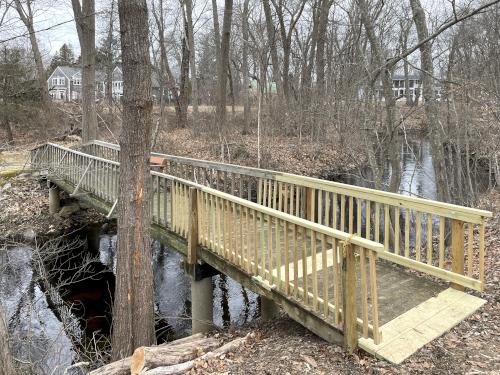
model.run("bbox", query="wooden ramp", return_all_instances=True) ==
[358,288,486,363]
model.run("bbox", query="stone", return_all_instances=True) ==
[58,203,80,218]
[22,228,36,241]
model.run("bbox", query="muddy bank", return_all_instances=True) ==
[0,174,107,243]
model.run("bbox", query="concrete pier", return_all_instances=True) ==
[48,183,60,214]
[191,276,214,334]
[260,296,280,321]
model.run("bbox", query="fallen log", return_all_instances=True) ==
[142,334,250,375]
[130,337,222,375]
[89,333,206,375]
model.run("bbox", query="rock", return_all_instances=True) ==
[22,228,36,241]
[2,182,11,191]
[58,203,80,218]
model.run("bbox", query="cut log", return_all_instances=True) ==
[142,334,250,375]
[130,337,222,375]
[89,333,206,375]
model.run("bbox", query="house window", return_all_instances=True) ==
[58,77,65,85]
[73,78,81,85]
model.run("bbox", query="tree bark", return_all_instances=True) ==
[184,0,199,122]
[90,334,205,375]
[0,305,15,375]
[215,0,233,130]
[105,0,115,109]
[72,0,98,143]
[262,0,282,98]
[13,0,50,110]
[112,0,155,360]
[410,0,451,202]
[357,0,401,192]
[315,0,333,96]
[241,0,250,134]
[130,337,221,375]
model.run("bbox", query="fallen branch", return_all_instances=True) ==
[142,334,250,375]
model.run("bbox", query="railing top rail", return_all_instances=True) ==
[34,143,120,166]
[87,140,492,222]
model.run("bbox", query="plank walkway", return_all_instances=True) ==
[30,142,488,364]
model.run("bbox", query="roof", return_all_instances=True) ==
[392,72,422,81]
[57,66,80,78]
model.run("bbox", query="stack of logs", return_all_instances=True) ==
[89,333,249,375]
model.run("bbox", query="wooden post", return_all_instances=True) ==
[187,187,199,264]
[451,219,465,291]
[342,243,357,353]
[305,187,314,221]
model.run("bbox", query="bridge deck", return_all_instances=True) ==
[31,142,488,364]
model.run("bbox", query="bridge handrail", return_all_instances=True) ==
[84,140,491,222]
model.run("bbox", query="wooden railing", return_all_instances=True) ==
[31,143,386,347]
[82,140,492,292]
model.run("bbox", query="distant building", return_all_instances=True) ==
[358,72,442,103]
[47,66,163,102]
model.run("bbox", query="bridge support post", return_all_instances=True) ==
[191,276,214,334]
[48,182,60,214]
[260,296,280,321]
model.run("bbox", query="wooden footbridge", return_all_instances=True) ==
[30,140,491,364]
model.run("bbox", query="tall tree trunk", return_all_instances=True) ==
[112,0,155,360]
[262,0,282,98]
[0,305,15,375]
[72,0,98,143]
[357,0,401,192]
[105,0,115,109]
[215,0,233,130]
[152,0,185,128]
[13,0,50,110]
[315,0,332,97]
[184,0,198,123]
[241,0,250,134]
[410,0,451,202]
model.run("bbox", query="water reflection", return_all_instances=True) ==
[0,246,74,375]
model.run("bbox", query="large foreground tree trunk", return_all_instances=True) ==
[0,305,15,375]
[72,0,98,143]
[112,0,155,360]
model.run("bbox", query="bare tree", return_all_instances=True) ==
[112,0,155,360]
[215,0,233,130]
[241,0,250,134]
[410,0,450,202]
[13,0,50,109]
[183,0,198,123]
[72,0,98,143]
